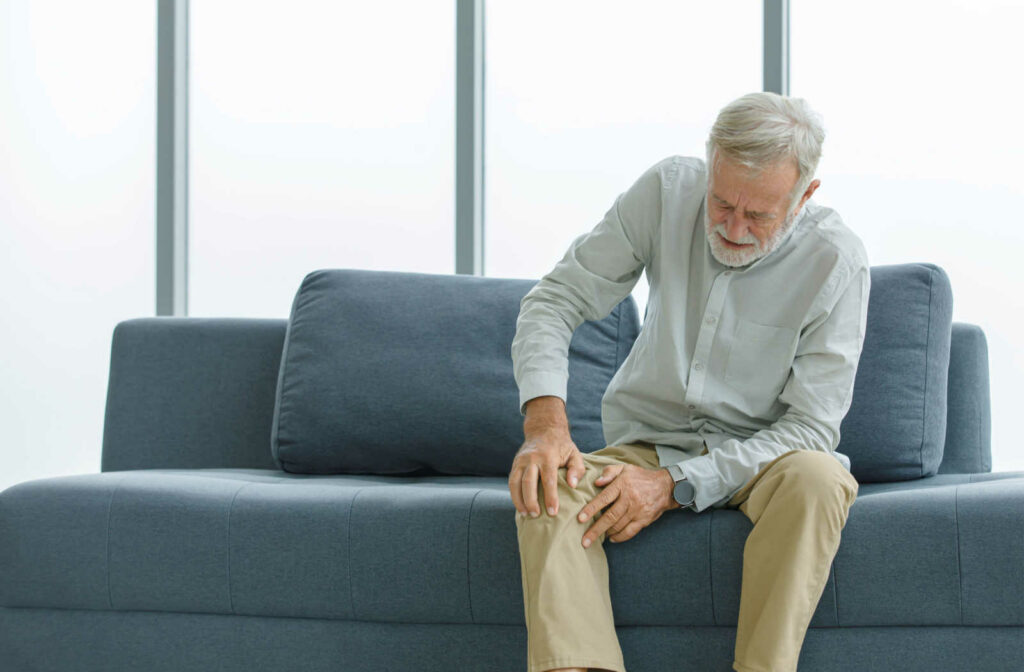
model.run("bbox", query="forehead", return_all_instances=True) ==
[709,153,797,209]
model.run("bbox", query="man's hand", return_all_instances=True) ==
[509,396,586,518]
[577,464,679,547]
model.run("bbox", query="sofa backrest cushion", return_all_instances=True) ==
[840,263,954,482]
[270,269,641,476]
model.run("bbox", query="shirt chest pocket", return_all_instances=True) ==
[723,319,798,396]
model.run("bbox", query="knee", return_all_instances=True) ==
[552,465,592,505]
[513,465,592,526]
[779,451,858,508]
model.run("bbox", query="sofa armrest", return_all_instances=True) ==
[101,318,287,472]
[938,322,992,474]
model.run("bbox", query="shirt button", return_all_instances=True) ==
[723,271,732,276]
[705,315,717,325]
[694,361,704,371]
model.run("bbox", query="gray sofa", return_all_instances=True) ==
[1,263,1021,672]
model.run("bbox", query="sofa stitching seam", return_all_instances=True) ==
[467,489,484,625]
[954,485,964,625]
[921,267,934,477]
[226,482,256,616]
[708,512,716,625]
[105,474,130,610]
[348,487,366,621]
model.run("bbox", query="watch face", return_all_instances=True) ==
[674,480,695,506]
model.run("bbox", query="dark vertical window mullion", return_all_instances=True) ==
[456,0,484,275]
[156,0,189,315]
[763,0,789,95]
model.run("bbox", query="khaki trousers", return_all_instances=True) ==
[515,441,859,672]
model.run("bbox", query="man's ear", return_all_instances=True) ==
[796,178,821,212]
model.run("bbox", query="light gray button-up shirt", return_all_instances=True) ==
[511,155,870,513]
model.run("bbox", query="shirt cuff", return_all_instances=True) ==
[675,455,729,513]
[517,371,569,416]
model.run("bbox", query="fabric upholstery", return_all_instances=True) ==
[270,269,639,476]
[3,468,1021,627]
[101,318,285,472]
[839,263,954,482]
[104,265,962,483]
[3,261,1019,672]
[939,322,993,474]
[1,608,1021,672]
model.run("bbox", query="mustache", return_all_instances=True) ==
[712,224,758,246]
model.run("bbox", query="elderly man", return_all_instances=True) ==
[509,92,868,672]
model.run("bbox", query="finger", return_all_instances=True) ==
[542,464,559,517]
[521,463,541,517]
[606,502,634,536]
[508,466,524,515]
[582,500,628,548]
[595,464,623,486]
[577,483,614,523]
[609,520,643,544]
[567,451,586,488]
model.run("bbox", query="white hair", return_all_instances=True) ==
[705,92,825,213]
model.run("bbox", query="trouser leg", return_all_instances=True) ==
[515,442,662,672]
[727,450,859,672]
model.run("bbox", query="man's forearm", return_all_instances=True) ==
[523,395,569,437]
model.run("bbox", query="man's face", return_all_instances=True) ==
[705,151,817,268]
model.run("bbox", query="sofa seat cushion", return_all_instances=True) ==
[2,469,1021,627]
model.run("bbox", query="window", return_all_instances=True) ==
[484,0,762,321]
[792,0,1024,471]
[189,0,455,318]
[0,0,155,491]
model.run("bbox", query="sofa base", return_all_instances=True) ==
[1,606,1020,672]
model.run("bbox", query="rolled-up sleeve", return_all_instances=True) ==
[677,258,871,511]
[511,160,664,415]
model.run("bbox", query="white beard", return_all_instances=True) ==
[705,205,799,268]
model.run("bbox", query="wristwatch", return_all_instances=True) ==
[665,463,696,508]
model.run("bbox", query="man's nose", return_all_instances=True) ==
[724,215,749,242]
